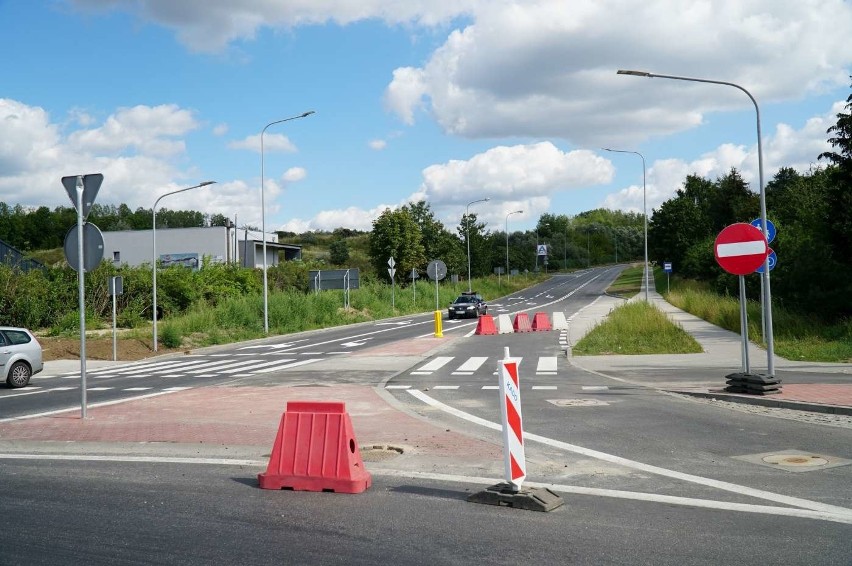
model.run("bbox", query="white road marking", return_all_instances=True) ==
[384,385,411,390]
[536,357,558,373]
[186,360,249,373]
[583,386,610,391]
[406,389,852,519]
[373,470,852,526]
[531,386,557,390]
[124,387,152,391]
[0,390,186,423]
[415,357,454,373]
[218,359,296,374]
[455,357,488,373]
[432,385,460,390]
[481,385,499,390]
[0,453,266,467]
[88,387,113,391]
[251,359,322,373]
[0,453,845,525]
[0,388,51,399]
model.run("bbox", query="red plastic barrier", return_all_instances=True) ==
[513,313,532,333]
[475,314,498,335]
[258,401,372,494]
[531,312,552,331]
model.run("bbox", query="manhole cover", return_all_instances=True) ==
[762,454,829,467]
[360,445,404,462]
[733,449,851,473]
[548,399,610,407]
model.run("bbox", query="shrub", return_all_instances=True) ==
[159,324,183,348]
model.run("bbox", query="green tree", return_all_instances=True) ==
[403,200,463,272]
[329,238,350,265]
[369,208,426,283]
[457,212,490,279]
[818,76,852,260]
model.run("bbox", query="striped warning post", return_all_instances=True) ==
[497,347,526,491]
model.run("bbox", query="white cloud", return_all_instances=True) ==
[601,102,839,213]
[212,123,228,136]
[228,132,297,153]
[68,104,198,157]
[70,0,479,52]
[368,139,387,150]
[282,167,306,182]
[282,141,613,231]
[384,0,852,146]
[279,203,401,233]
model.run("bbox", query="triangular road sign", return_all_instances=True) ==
[62,174,103,220]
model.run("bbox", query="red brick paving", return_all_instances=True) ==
[774,384,852,407]
[0,385,501,460]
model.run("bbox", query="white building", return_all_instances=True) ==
[101,226,301,269]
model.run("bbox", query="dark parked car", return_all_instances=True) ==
[1,326,44,388]
[448,292,487,319]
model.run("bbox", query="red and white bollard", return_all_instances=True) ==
[467,346,563,510]
[498,346,526,492]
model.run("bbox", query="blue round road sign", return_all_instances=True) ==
[750,218,776,244]
[755,249,777,273]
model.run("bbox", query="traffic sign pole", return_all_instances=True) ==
[75,177,88,419]
[738,276,750,374]
[388,257,396,312]
[714,223,769,377]
[61,173,104,419]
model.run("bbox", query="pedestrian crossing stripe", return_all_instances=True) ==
[411,355,561,376]
[38,356,325,381]
[385,384,563,391]
[417,357,454,372]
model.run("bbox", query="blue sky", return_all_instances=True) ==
[2,1,851,239]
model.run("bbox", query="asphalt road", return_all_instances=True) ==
[0,267,619,419]
[2,266,851,564]
[3,459,850,566]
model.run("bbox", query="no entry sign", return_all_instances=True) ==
[714,223,768,275]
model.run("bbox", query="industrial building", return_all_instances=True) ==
[101,226,301,269]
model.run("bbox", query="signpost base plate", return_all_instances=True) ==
[467,482,564,512]
[724,372,782,395]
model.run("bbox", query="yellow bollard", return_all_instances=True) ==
[434,310,443,337]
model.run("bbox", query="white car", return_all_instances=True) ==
[1,326,44,388]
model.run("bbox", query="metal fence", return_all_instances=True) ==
[0,239,46,273]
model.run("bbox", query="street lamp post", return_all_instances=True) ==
[617,69,775,375]
[465,197,490,292]
[261,111,315,334]
[505,210,523,280]
[152,181,216,351]
[603,147,649,301]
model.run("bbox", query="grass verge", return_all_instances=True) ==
[131,273,550,350]
[573,300,702,356]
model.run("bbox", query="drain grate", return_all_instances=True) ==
[360,444,404,462]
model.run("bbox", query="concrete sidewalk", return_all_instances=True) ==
[566,286,852,416]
